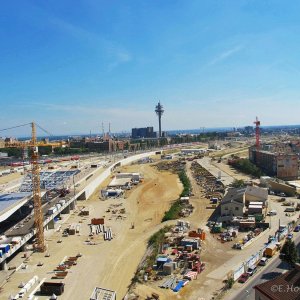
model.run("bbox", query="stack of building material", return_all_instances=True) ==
[156,257,170,269]
[160,277,178,289]
[91,218,104,225]
[188,230,206,240]
[18,275,39,298]
[173,280,186,292]
[180,238,200,250]
[69,224,77,235]
[81,207,90,216]
[104,227,113,241]
[183,271,198,280]
[163,262,175,275]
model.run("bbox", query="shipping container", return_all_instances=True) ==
[91,218,104,225]
[40,282,65,296]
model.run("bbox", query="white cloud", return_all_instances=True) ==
[49,17,132,69]
[209,45,243,65]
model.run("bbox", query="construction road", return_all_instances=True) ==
[197,157,234,186]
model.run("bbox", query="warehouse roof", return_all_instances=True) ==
[221,188,245,205]
[254,264,300,300]
[245,186,268,200]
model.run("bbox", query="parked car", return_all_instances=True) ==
[259,257,269,266]
[294,225,300,232]
[267,210,277,216]
[287,233,293,240]
[246,266,257,276]
[233,243,243,249]
[238,273,250,283]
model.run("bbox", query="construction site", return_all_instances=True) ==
[0,118,299,300]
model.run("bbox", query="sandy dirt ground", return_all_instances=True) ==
[0,163,182,299]
[0,172,22,185]
[132,161,233,300]
[131,157,298,300]
[210,146,248,158]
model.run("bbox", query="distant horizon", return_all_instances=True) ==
[5,123,299,140]
[1,2,300,135]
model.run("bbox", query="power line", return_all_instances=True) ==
[0,122,53,137]
[0,123,31,132]
[35,123,53,137]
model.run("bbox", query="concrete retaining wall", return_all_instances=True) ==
[79,151,156,200]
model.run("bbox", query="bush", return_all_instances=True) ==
[178,170,191,197]
[226,277,234,289]
[147,226,171,267]
[231,179,246,188]
[229,158,263,178]
[162,200,183,222]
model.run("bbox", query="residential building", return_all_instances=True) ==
[254,264,300,300]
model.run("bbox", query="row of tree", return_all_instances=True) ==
[229,158,263,178]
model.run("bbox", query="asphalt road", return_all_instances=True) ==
[228,233,300,300]
[197,157,234,186]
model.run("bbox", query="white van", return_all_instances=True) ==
[259,257,269,266]
[267,210,277,216]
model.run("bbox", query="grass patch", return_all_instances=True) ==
[162,200,183,222]
[229,158,263,178]
[147,226,172,267]
[178,170,191,197]
[162,170,191,222]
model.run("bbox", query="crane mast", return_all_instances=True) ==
[31,122,45,252]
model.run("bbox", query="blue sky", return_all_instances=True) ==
[1,1,300,136]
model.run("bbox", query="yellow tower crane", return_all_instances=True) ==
[30,122,45,252]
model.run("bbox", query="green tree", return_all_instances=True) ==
[229,158,263,178]
[231,179,246,188]
[281,240,299,266]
